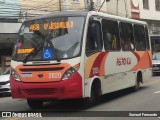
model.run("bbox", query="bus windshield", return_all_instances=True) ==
[12,16,84,62]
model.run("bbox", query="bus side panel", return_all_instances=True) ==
[84,50,152,96]
[102,52,138,94]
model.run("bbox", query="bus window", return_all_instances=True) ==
[119,22,134,51]
[134,24,146,51]
[145,26,150,50]
[102,19,120,51]
[86,20,102,56]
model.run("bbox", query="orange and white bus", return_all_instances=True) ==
[10,11,152,109]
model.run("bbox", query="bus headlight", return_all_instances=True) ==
[62,67,76,80]
[11,69,21,81]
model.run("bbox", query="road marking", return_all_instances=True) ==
[154,91,160,94]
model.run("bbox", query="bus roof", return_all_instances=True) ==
[93,11,147,25]
[26,11,147,25]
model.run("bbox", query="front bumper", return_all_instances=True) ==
[152,64,160,72]
[10,72,82,99]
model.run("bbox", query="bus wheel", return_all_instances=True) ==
[132,73,142,91]
[134,79,140,91]
[84,80,101,107]
[27,99,43,109]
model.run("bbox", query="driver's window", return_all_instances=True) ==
[86,19,102,56]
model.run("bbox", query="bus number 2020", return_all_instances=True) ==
[49,73,61,79]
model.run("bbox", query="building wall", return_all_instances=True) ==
[103,0,132,18]
[139,0,160,20]
[62,0,86,11]
[138,0,160,35]
[19,0,59,16]
[18,0,132,18]
[0,0,20,17]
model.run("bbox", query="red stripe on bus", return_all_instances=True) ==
[89,52,107,78]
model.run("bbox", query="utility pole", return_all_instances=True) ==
[59,0,61,11]
[98,0,110,12]
[116,0,119,15]
[124,0,128,17]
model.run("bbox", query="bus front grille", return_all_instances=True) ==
[19,67,64,72]
[23,88,64,95]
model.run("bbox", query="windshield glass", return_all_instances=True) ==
[152,52,160,60]
[12,16,84,61]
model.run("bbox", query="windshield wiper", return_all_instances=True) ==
[23,37,60,63]
[23,42,43,63]
[23,29,61,63]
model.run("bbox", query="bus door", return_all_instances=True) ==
[84,17,103,97]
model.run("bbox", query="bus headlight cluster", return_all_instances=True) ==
[11,69,21,81]
[62,67,76,80]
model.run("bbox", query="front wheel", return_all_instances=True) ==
[27,99,43,109]
[83,81,101,108]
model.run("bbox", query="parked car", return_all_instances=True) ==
[152,52,160,74]
[0,68,11,96]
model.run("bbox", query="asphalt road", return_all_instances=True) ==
[0,75,160,120]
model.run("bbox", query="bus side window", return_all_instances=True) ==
[134,24,146,51]
[120,22,134,51]
[102,19,120,51]
[86,20,102,56]
[145,26,150,50]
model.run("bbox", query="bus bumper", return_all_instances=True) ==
[10,72,82,99]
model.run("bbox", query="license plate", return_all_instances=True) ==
[153,67,159,70]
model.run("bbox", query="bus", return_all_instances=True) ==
[10,11,152,109]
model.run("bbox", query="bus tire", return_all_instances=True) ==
[84,80,101,107]
[132,72,142,91]
[27,99,43,109]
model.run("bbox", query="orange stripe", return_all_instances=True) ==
[99,53,108,76]
[85,53,100,79]
[131,51,152,71]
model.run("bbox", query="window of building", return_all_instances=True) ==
[119,22,134,51]
[143,0,149,9]
[134,24,146,51]
[155,0,160,11]
[86,20,103,56]
[102,19,120,51]
[72,0,80,3]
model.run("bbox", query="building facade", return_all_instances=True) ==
[138,0,160,52]
[0,0,160,73]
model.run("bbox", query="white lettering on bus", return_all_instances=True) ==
[92,67,99,75]
[116,57,131,66]
[49,72,61,79]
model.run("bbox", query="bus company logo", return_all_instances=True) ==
[116,57,131,66]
